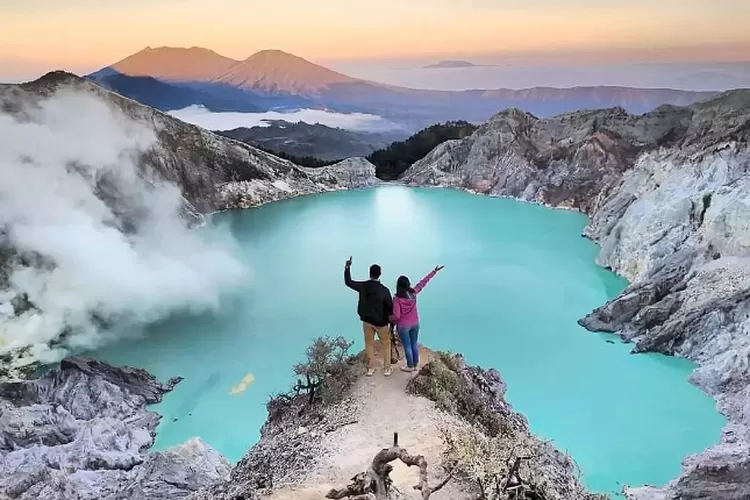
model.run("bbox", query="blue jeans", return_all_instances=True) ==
[397,324,420,368]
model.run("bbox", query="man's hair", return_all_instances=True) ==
[369,264,382,279]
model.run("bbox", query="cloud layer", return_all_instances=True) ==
[0,89,247,365]
[168,105,403,133]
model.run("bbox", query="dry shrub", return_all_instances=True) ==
[267,336,361,421]
[407,352,515,437]
[441,423,608,500]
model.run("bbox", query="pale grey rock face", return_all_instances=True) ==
[0,357,230,500]
[4,72,750,500]
[402,105,692,211]
[405,90,750,500]
[219,156,379,209]
[0,73,375,499]
[0,72,379,375]
[1,72,379,217]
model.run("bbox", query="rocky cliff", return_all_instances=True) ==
[0,357,230,500]
[3,71,750,500]
[0,71,379,376]
[1,71,379,216]
[0,346,604,500]
[184,348,603,500]
[402,89,750,499]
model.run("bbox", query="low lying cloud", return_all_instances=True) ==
[0,88,247,365]
[168,105,403,132]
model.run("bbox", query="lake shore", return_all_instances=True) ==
[0,339,605,500]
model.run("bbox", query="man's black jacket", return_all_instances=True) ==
[344,266,393,327]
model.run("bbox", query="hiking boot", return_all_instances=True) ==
[383,367,393,376]
[400,366,414,373]
[366,368,375,377]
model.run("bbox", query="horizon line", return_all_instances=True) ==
[10,69,740,97]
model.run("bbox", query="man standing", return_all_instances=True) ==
[344,256,393,376]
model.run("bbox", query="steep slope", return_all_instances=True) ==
[217,121,406,161]
[91,47,717,129]
[212,49,357,95]
[367,120,479,180]
[90,73,264,112]
[0,71,379,375]
[98,46,240,82]
[189,348,602,500]
[0,357,230,500]
[402,90,750,499]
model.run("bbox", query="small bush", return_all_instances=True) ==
[408,354,512,437]
[442,423,607,500]
[437,350,461,372]
[292,336,359,405]
[267,336,361,423]
[408,356,460,413]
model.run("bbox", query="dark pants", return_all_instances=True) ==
[397,324,420,368]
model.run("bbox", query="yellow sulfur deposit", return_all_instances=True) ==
[230,373,256,395]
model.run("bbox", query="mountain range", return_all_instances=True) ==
[88,46,720,130]
[2,71,749,500]
[217,120,407,161]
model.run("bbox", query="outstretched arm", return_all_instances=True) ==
[414,265,444,294]
[344,257,364,292]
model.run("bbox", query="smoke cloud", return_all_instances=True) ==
[0,88,247,366]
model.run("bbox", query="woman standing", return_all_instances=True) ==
[391,265,444,372]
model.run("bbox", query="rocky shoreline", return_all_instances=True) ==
[0,72,381,377]
[402,90,750,499]
[0,357,230,500]
[0,346,604,500]
[2,73,750,499]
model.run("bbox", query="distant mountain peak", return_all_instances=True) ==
[104,46,240,82]
[213,49,358,95]
[425,60,478,69]
[248,49,297,58]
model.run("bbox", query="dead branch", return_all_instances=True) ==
[500,454,536,499]
[326,432,453,500]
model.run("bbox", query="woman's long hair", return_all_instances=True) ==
[395,275,415,298]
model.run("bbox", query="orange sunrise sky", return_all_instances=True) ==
[1,0,749,78]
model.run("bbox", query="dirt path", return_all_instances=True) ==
[268,343,468,500]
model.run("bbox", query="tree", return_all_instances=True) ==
[292,336,355,405]
[367,121,478,180]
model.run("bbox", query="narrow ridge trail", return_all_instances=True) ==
[268,343,467,500]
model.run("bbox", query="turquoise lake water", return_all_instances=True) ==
[93,186,725,496]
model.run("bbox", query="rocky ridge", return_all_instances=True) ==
[0,356,230,500]
[0,71,379,376]
[2,72,750,500]
[1,71,379,216]
[402,89,750,499]
[188,349,602,500]
[0,347,603,500]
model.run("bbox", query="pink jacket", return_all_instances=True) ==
[391,270,436,328]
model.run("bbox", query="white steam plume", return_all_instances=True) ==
[0,88,247,365]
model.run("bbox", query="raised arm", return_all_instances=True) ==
[414,265,444,294]
[344,258,364,292]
